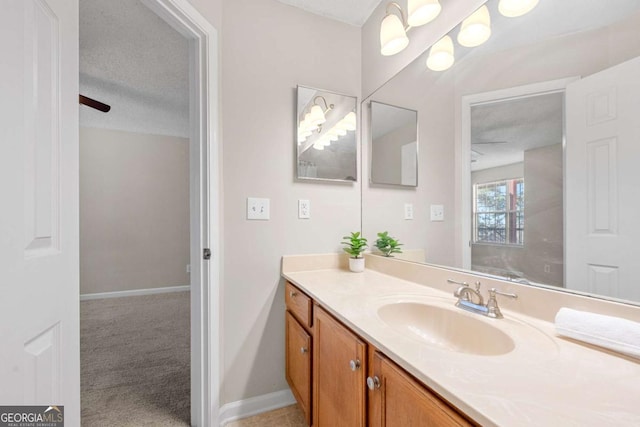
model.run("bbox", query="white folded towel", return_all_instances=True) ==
[554,308,640,360]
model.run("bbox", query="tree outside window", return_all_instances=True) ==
[473,178,524,245]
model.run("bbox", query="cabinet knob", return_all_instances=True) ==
[349,359,361,371]
[289,291,298,298]
[300,347,308,354]
[367,376,381,390]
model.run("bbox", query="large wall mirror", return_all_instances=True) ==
[362,0,640,305]
[297,85,357,182]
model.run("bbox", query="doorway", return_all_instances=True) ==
[460,78,576,287]
[78,0,219,425]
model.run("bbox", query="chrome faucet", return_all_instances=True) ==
[447,279,517,319]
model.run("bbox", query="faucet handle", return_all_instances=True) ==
[447,279,469,287]
[474,281,482,292]
[489,288,518,299]
[486,288,518,319]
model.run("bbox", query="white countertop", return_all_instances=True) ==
[282,266,640,426]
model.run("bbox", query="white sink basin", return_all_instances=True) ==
[377,302,515,356]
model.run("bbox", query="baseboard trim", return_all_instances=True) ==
[219,389,296,425]
[80,285,190,301]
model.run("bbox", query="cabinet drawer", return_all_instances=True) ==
[286,282,312,329]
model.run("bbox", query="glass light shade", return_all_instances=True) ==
[326,131,339,142]
[426,35,454,71]
[407,0,441,27]
[380,13,409,56]
[457,5,491,47]
[309,105,326,125]
[332,126,347,136]
[341,112,357,131]
[313,142,325,150]
[498,0,539,17]
[298,126,312,137]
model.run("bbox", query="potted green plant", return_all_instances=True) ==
[341,231,368,272]
[374,231,403,257]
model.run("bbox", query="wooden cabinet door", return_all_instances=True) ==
[313,306,367,427]
[286,312,312,425]
[369,352,473,427]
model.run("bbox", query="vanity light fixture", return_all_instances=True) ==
[407,0,442,27]
[498,0,539,17]
[380,1,442,56]
[380,3,409,56]
[298,95,334,144]
[457,5,491,47]
[426,35,455,71]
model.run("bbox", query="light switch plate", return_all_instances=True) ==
[430,204,444,221]
[247,197,270,220]
[298,199,311,219]
[404,203,414,220]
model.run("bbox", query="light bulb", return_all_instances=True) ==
[457,5,491,48]
[380,13,409,56]
[426,35,454,71]
[313,142,325,150]
[326,131,339,142]
[309,105,326,126]
[407,0,441,27]
[498,0,539,17]
[341,112,357,131]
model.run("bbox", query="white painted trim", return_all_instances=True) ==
[459,77,579,270]
[140,1,220,426]
[80,285,190,301]
[219,389,297,426]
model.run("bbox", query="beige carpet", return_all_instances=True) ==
[81,292,190,426]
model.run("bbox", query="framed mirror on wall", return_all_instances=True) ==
[369,101,418,187]
[296,85,357,182]
[361,0,640,306]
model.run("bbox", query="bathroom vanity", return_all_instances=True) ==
[282,254,640,426]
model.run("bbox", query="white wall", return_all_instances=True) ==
[221,0,361,404]
[79,127,190,294]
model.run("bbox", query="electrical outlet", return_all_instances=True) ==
[298,199,311,219]
[186,264,191,274]
[247,197,270,220]
[544,264,551,273]
[430,204,444,221]
[404,203,414,220]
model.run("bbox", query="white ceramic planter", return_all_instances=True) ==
[349,257,365,273]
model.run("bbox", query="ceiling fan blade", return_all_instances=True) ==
[79,94,111,113]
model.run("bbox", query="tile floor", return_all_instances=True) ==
[226,405,307,427]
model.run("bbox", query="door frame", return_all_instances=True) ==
[139,1,220,425]
[459,77,577,271]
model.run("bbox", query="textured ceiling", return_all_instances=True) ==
[470,93,564,171]
[80,0,189,137]
[276,0,382,26]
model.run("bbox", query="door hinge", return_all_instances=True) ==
[203,248,211,260]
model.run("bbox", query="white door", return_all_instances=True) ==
[0,0,80,422]
[565,56,640,301]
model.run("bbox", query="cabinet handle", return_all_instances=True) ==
[300,347,308,354]
[289,291,298,298]
[349,359,361,371]
[367,376,381,390]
